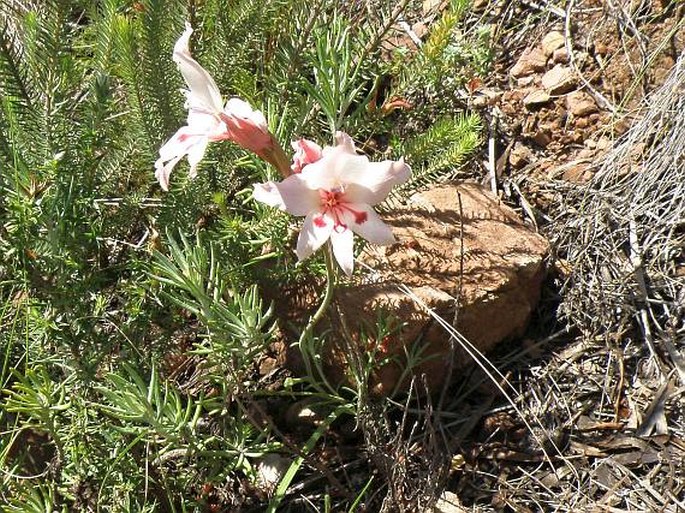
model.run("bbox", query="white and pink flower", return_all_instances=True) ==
[291,138,323,174]
[253,132,410,275]
[155,23,289,190]
[218,99,272,158]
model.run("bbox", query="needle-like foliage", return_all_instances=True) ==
[0,0,484,510]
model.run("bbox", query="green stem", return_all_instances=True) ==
[266,404,348,513]
[298,243,336,356]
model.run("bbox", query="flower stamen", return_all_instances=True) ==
[319,189,368,230]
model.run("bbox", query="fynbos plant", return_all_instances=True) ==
[1,1,483,510]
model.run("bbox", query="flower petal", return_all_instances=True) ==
[224,98,268,130]
[332,131,356,155]
[155,126,210,189]
[252,181,284,208]
[291,138,323,173]
[341,204,396,245]
[155,154,183,191]
[158,126,194,161]
[186,110,225,137]
[186,137,210,179]
[253,175,320,216]
[298,149,367,192]
[221,98,272,155]
[330,227,355,276]
[296,211,333,261]
[343,158,411,206]
[299,132,410,202]
[173,23,223,113]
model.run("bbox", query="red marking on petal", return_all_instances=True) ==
[178,133,190,142]
[313,215,327,228]
[352,210,368,224]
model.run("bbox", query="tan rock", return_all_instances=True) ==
[509,142,534,168]
[577,148,596,159]
[284,398,327,429]
[471,95,489,109]
[570,131,584,144]
[575,117,589,129]
[575,51,591,66]
[552,47,569,63]
[411,21,428,39]
[510,47,548,78]
[596,137,611,150]
[422,0,442,14]
[471,88,502,109]
[541,30,565,56]
[523,89,551,107]
[434,491,468,513]
[563,162,593,183]
[594,41,610,56]
[541,64,576,94]
[531,129,552,147]
[325,184,550,395]
[566,90,598,116]
[256,454,290,495]
[517,76,536,87]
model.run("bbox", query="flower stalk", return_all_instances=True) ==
[298,242,337,351]
[155,22,412,387]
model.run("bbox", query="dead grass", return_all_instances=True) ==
[458,1,685,511]
[366,1,685,511]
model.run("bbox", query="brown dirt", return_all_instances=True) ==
[478,0,685,186]
[437,1,685,512]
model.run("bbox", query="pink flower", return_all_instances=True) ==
[253,132,410,276]
[218,99,272,157]
[155,24,290,191]
[291,138,323,174]
[154,23,229,190]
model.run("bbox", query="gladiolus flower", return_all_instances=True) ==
[218,99,272,156]
[253,132,410,276]
[291,138,323,174]
[155,23,290,191]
